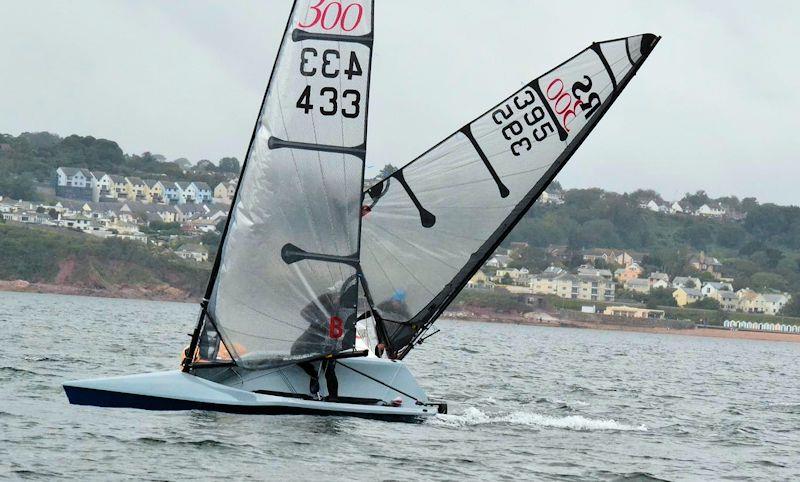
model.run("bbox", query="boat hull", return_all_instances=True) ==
[64,359,438,420]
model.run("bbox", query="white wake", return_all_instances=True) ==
[433,407,647,432]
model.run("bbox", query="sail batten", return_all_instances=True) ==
[362,34,660,358]
[203,0,375,369]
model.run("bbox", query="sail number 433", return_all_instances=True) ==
[296,47,363,118]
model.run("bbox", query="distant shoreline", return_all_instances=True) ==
[441,313,800,343]
[0,280,196,303]
[3,283,798,343]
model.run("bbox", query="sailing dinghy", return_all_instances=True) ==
[64,0,659,420]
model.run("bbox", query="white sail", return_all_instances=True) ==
[208,0,375,368]
[360,34,659,357]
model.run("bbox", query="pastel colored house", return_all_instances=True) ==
[673,287,704,307]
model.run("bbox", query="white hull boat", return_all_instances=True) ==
[64,357,439,420]
[63,0,658,420]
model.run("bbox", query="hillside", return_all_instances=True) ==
[0,131,239,200]
[0,223,210,300]
[505,188,800,298]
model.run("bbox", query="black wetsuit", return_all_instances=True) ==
[292,292,342,399]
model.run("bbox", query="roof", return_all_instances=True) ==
[92,171,107,179]
[192,181,211,191]
[649,272,670,281]
[761,293,789,303]
[679,288,703,297]
[704,282,731,290]
[109,175,128,183]
[717,291,738,300]
[127,177,144,185]
[59,167,93,178]
[176,181,192,189]
[625,278,649,287]
[142,179,159,188]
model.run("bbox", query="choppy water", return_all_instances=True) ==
[2,291,799,480]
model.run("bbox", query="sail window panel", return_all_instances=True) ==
[600,40,635,84]
[626,35,644,64]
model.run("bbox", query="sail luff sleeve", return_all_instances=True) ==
[208,0,375,369]
[361,34,659,356]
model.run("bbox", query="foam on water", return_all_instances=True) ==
[433,407,648,432]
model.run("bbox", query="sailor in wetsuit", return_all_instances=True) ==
[373,290,411,359]
[291,278,357,401]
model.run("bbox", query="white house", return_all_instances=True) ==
[758,293,790,315]
[176,243,209,262]
[93,172,113,200]
[643,200,661,212]
[486,254,511,268]
[701,281,734,298]
[669,202,684,214]
[697,203,725,217]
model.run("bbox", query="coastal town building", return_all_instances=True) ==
[582,248,640,267]
[175,243,209,262]
[53,167,236,205]
[624,277,651,294]
[467,271,495,290]
[673,287,704,306]
[486,254,511,268]
[614,263,643,283]
[530,268,615,302]
[603,305,665,319]
[672,276,700,289]
[689,251,723,279]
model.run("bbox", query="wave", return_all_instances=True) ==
[433,407,647,432]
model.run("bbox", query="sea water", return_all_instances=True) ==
[1,291,799,480]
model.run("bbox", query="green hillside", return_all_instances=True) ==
[0,131,239,200]
[505,188,800,296]
[0,223,210,297]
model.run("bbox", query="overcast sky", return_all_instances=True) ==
[1,1,799,204]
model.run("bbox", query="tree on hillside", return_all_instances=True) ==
[195,159,216,172]
[716,223,748,249]
[749,271,788,291]
[628,189,663,205]
[218,157,241,174]
[647,288,678,308]
[679,222,714,250]
[20,131,61,149]
[681,190,711,210]
[0,174,35,200]
[780,295,800,317]
[173,158,192,170]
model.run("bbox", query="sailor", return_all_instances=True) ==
[292,292,346,401]
[372,289,411,359]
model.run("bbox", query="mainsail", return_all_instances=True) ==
[198,0,375,369]
[361,34,660,357]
